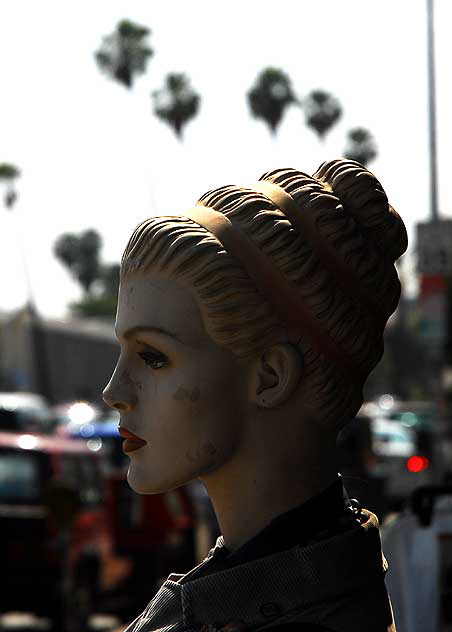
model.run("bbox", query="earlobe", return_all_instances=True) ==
[255,344,303,408]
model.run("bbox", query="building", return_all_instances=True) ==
[0,305,118,404]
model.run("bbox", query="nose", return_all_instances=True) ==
[102,363,137,413]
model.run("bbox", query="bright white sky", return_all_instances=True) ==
[1,0,451,317]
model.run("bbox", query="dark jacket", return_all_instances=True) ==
[124,480,396,632]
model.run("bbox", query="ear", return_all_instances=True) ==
[252,344,303,408]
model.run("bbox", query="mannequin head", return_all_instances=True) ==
[103,160,407,511]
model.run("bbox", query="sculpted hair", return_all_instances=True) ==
[121,160,407,430]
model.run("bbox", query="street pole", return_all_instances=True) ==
[2,186,53,402]
[427,0,439,222]
[425,0,452,413]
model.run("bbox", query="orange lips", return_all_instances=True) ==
[118,425,147,453]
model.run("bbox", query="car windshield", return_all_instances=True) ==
[377,432,412,443]
[371,418,416,457]
[0,450,44,503]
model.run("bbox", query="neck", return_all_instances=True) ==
[201,435,338,552]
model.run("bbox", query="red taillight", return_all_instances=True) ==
[406,455,430,472]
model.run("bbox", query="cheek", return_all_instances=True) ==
[160,384,232,459]
[173,386,201,403]
[140,380,204,441]
[147,390,221,476]
[137,359,245,456]
[185,438,219,470]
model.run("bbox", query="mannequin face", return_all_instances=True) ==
[103,271,250,494]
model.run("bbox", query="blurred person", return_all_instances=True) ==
[382,489,452,632]
[103,160,406,631]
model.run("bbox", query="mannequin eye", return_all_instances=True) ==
[137,351,167,369]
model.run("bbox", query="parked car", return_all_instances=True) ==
[52,399,104,437]
[0,429,111,630]
[338,402,441,518]
[357,398,442,512]
[369,416,434,506]
[0,391,53,434]
[67,415,196,621]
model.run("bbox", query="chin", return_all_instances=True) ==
[127,465,195,495]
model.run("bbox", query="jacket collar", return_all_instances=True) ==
[176,510,388,630]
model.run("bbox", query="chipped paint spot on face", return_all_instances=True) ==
[174,386,201,402]
[186,442,217,464]
[203,441,217,456]
[120,369,143,391]
[185,448,198,463]
[174,387,188,401]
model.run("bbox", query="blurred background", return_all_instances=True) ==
[1,0,452,630]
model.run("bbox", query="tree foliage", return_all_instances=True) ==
[0,163,20,209]
[70,264,120,318]
[303,90,342,139]
[0,164,20,180]
[95,19,153,88]
[247,68,296,134]
[54,230,102,294]
[101,263,120,298]
[70,294,118,319]
[344,127,377,166]
[54,230,120,318]
[153,73,200,138]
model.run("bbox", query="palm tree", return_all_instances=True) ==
[95,19,154,88]
[54,230,102,294]
[344,127,377,166]
[303,90,342,139]
[54,231,120,317]
[0,163,21,208]
[247,68,296,134]
[153,73,200,138]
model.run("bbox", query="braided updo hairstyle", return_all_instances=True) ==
[122,160,407,431]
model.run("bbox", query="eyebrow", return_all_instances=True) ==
[116,325,183,344]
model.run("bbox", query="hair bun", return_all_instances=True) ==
[314,159,408,263]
